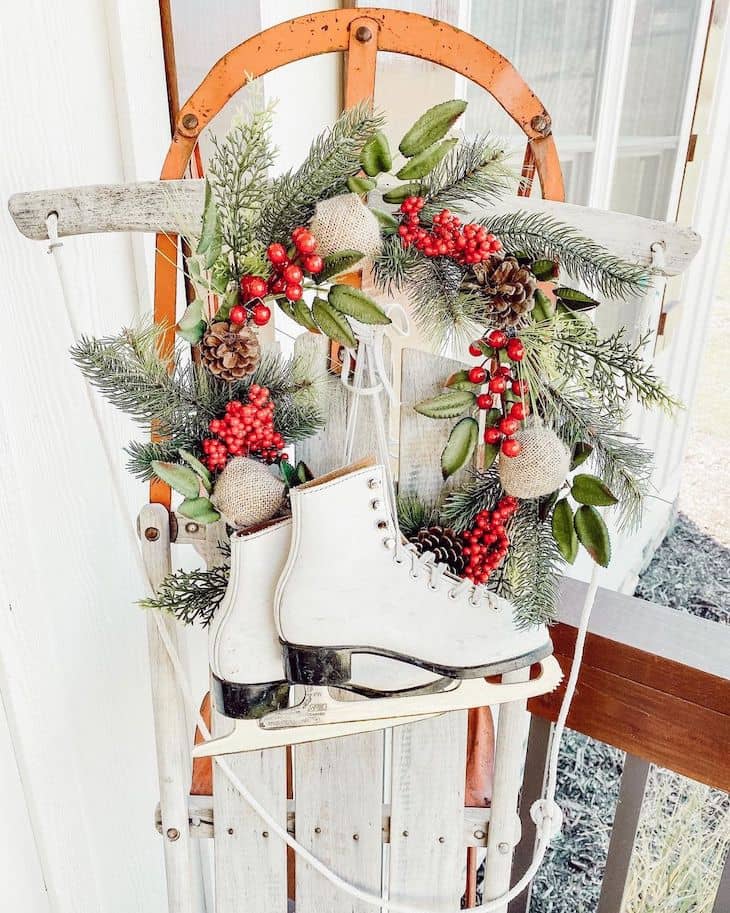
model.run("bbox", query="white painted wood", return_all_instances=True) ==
[8,180,700,277]
[395,347,469,910]
[140,504,198,913]
[293,329,387,913]
[212,724,288,913]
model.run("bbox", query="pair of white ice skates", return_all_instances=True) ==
[194,459,562,758]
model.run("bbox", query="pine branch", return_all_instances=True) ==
[371,233,421,294]
[405,256,484,349]
[125,440,189,481]
[421,135,516,217]
[498,500,564,626]
[397,495,438,538]
[439,469,503,531]
[259,103,385,243]
[140,563,230,626]
[482,211,650,301]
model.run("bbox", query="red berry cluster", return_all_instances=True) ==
[266,228,323,303]
[231,275,272,328]
[467,330,528,458]
[397,197,502,265]
[461,496,519,584]
[201,385,288,471]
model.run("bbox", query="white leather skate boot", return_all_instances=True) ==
[276,459,554,690]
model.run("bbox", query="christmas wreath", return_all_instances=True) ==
[72,95,677,625]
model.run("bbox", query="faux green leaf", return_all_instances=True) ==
[574,505,611,567]
[382,182,423,204]
[396,137,459,181]
[360,131,392,176]
[371,208,400,235]
[176,300,206,344]
[292,298,319,333]
[178,449,212,493]
[215,286,238,322]
[531,259,557,281]
[485,408,502,427]
[318,250,364,282]
[178,497,221,525]
[441,417,478,479]
[570,442,593,470]
[555,287,599,311]
[312,297,356,348]
[279,460,297,488]
[571,473,619,506]
[531,288,555,322]
[347,175,377,194]
[151,461,200,500]
[482,442,499,470]
[203,222,223,270]
[445,370,480,392]
[196,181,218,255]
[552,498,578,563]
[277,299,297,321]
[328,284,391,325]
[398,99,468,157]
[296,461,314,484]
[211,260,230,294]
[414,390,476,419]
[538,489,560,522]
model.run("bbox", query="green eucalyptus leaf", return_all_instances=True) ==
[177,300,206,344]
[312,297,357,348]
[445,370,480,393]
[292,298,319,333]
[279,460,297,488]
[555,287,599,311]
[482,442,499,470]
[531,259,557,281]
[178,449,212,493]
[571,442,593,470]
[396,137,458,181]
[571,473,618,506]
[398,99,468,157]
[414,390,476,419]
[328,284,391,325]
[441,417,478,479]
[197,180,218,255]
[371,208,400,235]
[382,182,423,204]
[485,408,502,427]
[277,299,297,321]
[204,222,223,269]
[574,505,611,567]
[318,250,365,282]
[151,461,200,500]
[531,288,555,322]
[296,461,314,484]
[552,498,578,564]
[347,175,377,194]
[360,130,393,175]
[178,497,221,525]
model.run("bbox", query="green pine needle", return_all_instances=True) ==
[397,495,438,538]
[439,469,503,531]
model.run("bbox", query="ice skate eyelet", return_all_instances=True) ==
[376,520,388,530]
[394,555,405,565]
[367,478,380,489]
[370,499,382,511]
[383,537,396,550]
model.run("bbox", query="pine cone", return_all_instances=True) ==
[201,321,261,382]
[467,255,537,326]
[410,525,466,576]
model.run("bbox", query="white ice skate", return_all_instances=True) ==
[195,516,441,758]
[260,459,562,733]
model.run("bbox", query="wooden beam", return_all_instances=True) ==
[529,578,730,792]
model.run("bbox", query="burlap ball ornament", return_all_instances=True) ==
[309,193,382,261]
[211,457,286,529]
[498,420,571,499]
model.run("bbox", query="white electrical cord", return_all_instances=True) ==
[46,214,599,912]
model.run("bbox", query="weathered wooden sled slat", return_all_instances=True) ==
[395,347,469,908]
[293,331,387,913]
[8,178,700,276]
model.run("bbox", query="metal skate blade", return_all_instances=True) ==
[261,655,563,731]
[191,709,442,758]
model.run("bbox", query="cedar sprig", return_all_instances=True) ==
[481,210,650,301]
[421,135,515,217]
[498,500,565,625]
[260,103,385,243]
[140,563,230,626]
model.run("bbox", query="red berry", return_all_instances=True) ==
[303,254,324,274]
[499,417,519,436]
[283,264,303,284]
[239,275,252,294]
[506,338,525,361]
[496,365,512,378]
[476,393,493,410]
[267,243,287,266]
[512,379,528,396]
[509,402,526,420]
[468,366,487,384]
[252,303,271,327]
[468,341,483,357]
[229,304,247,325]
[247,277,268,299]
[501,438,522,458]
[295,232,317,254]
[488,376,507,394]
[285,283,304,302]
[291,226,307,238]
[484,427,502,445]
[270,276,287,294]
[486,329,508,349]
